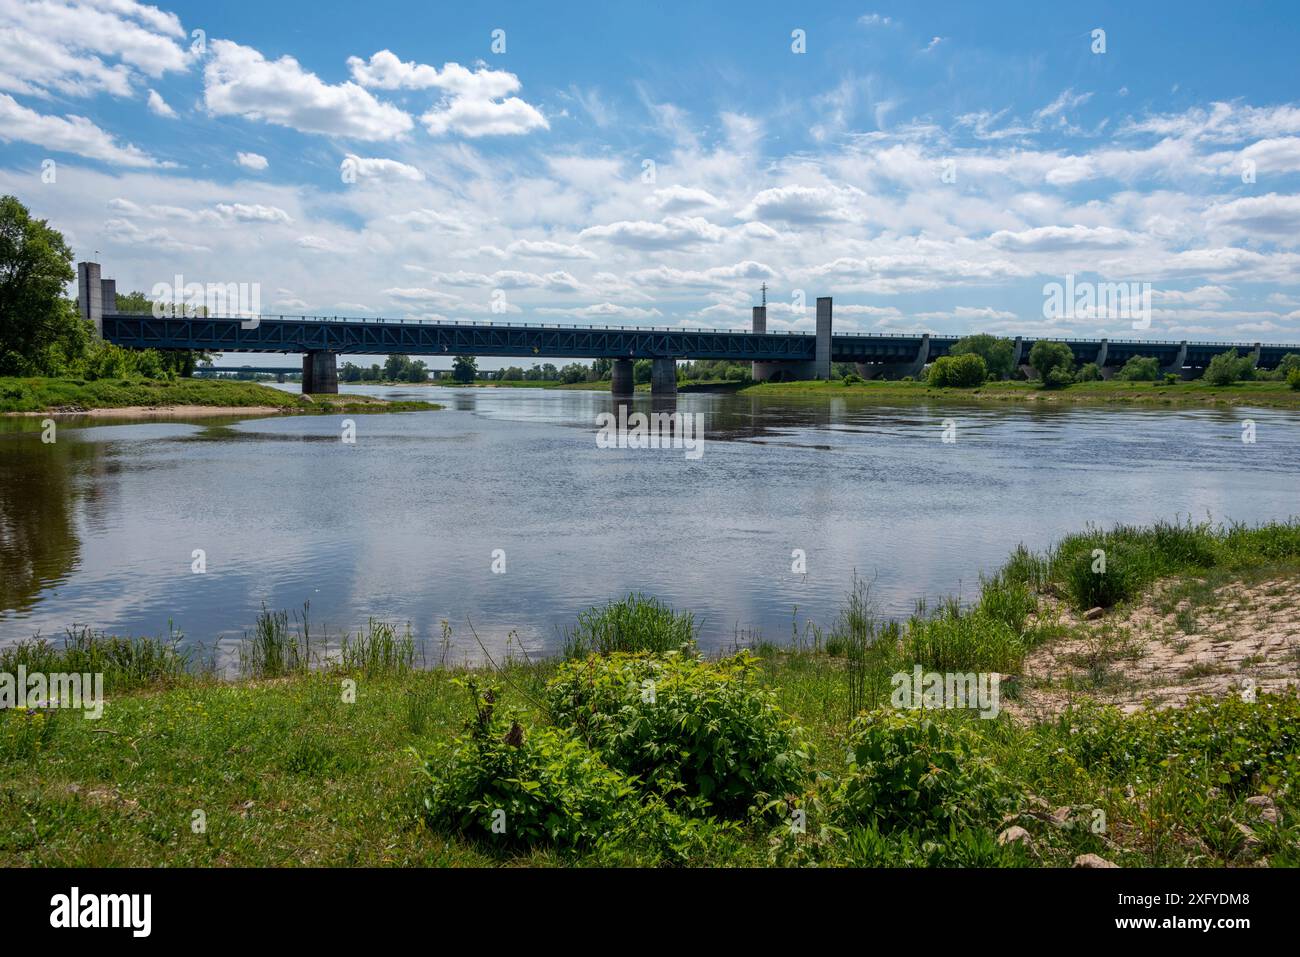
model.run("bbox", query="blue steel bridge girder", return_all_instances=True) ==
[100,314,1300,372]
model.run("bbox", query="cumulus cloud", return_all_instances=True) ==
[0,92,165,166]
[146,88,175,117]
[341,153,423,181]
[580,216,727,249]
[204,39,412,141]
[737,185,859,224]
[236,151,268,171]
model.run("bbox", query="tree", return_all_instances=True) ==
[1115,355,1161,381]
[0,194,85,375]
[1204,349,1254,386]
[927,353,987,388]
[114,289,210,375]
[949,334,1015,380]
[1028,340,1075,388]
[340,361,363,382]
[633,358,652,384]
[404,359,428,383]
[452,355,478,383]
[384,354,410,381]
[1077,362,1102,382]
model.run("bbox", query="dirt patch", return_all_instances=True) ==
[1011,576,1300,720]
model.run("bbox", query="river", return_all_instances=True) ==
[2,385,1297,666]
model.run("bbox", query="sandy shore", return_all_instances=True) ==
[7,404,290,418]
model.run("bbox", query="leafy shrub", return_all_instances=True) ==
[545,650,811,815]
[1028,340,1075,387]
[927,353,987,388]
[1204,349,1255,386]
[1115,355,1160,381]
[1163,373,1180,385]
[835,710,1017,837]
[1289,368,1300,391]
[420,678,637,849]
[1055,691,1300,797]
[949,334,1015,380]
[1076,362,1102,382]
[841,372,865,385]
[1050,520,1220,609]
[562,593,696,658]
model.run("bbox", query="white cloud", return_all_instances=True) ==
[203,39,412,141]
[341,153,423,181]
[347,49,547,138]
[737,185,859,224]
[580,216,727,249]
[987,225,1141,251]
[236,151,268,171]
[146,88,175,117]
[1205,193,1300,237]
[648,185,726,212]
[0,92,165,166]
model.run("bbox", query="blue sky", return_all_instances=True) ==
[3,0,1300,366]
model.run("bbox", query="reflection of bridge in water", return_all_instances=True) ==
[79,262,1299,395]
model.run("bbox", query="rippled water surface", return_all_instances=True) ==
[3,385,1298,663]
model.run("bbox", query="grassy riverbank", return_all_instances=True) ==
[740,377,1300,409]
[0,376,441,415]
[3,520,1298,867]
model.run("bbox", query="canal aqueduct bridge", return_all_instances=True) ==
[79,262,1298,395]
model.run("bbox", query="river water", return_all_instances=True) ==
[2,385,1297,666]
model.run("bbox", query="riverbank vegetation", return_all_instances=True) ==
[2,519,1297,867]
[0,376,441,415]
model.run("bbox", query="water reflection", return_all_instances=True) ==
[0,387,1293,663]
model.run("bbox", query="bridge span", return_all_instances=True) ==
[79,262,1296,395]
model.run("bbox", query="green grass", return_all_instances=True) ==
[0,376,441,414]
[740,376,1300,409]
[4,522,1300,867]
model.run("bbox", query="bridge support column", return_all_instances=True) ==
[611,357,634,396]
[814,297,833,380]
[302,351,338,394]
[1095,339,1109,371]
[1160,341,1188,378]
[750,305,772,382]
[1250,342,1262,370]
[77,261,103,337]
[651,358,677,396]
[1010,336,1023,377]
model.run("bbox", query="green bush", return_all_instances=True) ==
[1288,368,1300,391]
[1163,373,1180,385]
[545,650,811,815]
[1076,362,1102,382]
[949,334,1015,380]
[1050,520,1221,609]
[842,372,865,385]
[836,710,1017,837]
[1204,349,1255,386]
[1115,355,1161,381]
[562,593,696,658]
[1028,340,1075,387]
[1056,691,1300,797]
[419,678,637,849]
[927,353,987,388]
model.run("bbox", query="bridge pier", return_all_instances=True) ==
[750,305,770,382]
[301,351,338,394]
[1160,341,1188,378]
[651,358,677,396]
[611,357,634,396]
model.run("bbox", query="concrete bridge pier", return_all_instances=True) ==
[1160,341,1188,379]
[651,358,677,396]
[611,357,634,395]
[750,305,770,382]
[301,350,338,394]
